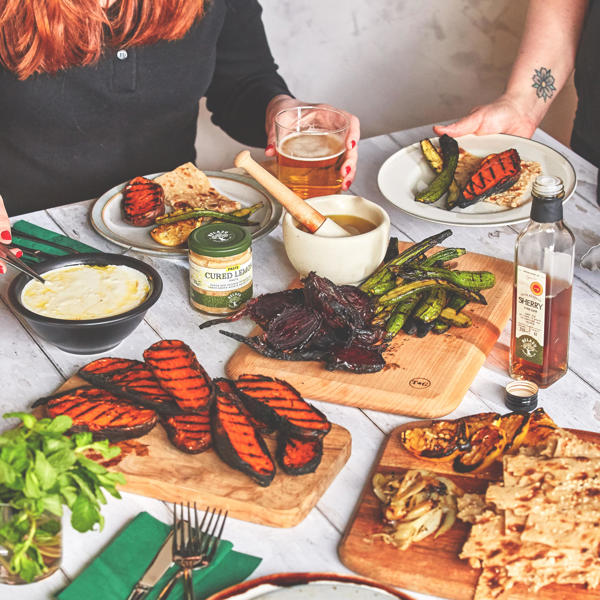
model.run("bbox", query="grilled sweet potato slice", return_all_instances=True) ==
[122,176,165,226]
[144,340,214,413]
[161,411,212,454]
[33,386,158,441]
[79,358,180,414]
[457,149,521,208]
[276,435,323,475]
[234,374,331,439]
[211,378,275,487]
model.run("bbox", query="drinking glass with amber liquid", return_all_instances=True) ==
[509,175,575,388]
[275,106,349,199]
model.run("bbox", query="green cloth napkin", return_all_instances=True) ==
[57,512,261,600]
[12,220,100,264]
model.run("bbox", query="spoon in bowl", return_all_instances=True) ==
[234,151,351,237]
[0,244,45,283]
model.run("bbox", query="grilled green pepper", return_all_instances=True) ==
[413,288,447,323]
[420,247,467,267]
[401,266,496,291]
[379,278,486,307]
[420,138,461,208]
[156,209,253,226]
[384,294,422,339]
[415,135,459,204]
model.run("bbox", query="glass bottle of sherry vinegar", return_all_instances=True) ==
[509,175,575,388]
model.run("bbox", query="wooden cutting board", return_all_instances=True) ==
[338,422,600,600]
[46,376,351,528]
[226,246,513,417]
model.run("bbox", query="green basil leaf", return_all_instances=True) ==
[23,469,41,499]
[40,494,63,517]
[76,455,110,475]
[73,432,93,447]
[3,412,37,429]
[46,415,72,434]
[0,458,17,486]
[47,448,77,472]
[34,451,57,490]
[70,494,100,532]
[60,485,78,508]
[18,553,44,583]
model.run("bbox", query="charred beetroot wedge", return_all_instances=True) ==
[79,358,180,415]
[234,374,331,440]
[122,176,165,226]
[276,434,323,475]
[161,411,212,454]
[33,386,158,441]
[144,340,214,413]
[198,289,304,331]
[211,378,275,487]
[325,342,386,374]
[265,305,322,351]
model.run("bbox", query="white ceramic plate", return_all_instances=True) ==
[90,171,282,257]
[377,133,576,227]
[206,573,414,600]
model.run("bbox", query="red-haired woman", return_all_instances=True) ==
[0,0,359,272]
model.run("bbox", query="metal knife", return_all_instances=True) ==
[126,531,174,600]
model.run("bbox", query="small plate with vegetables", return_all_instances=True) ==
[377,133,576,227]
[90,170,282,257]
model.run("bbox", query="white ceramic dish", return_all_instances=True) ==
[206,573,414,600]
[282,195,390,285]
[377,133,576,227]
[90,170,282,257]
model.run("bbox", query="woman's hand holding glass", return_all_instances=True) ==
[0,196,22,275]
[264,95,360,191]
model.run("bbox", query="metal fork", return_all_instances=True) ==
[157,504,227,600]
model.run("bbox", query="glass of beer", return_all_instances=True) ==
[275,106,349,199]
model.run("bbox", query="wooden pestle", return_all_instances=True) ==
[234,151,351,237]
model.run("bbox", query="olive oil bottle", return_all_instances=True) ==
[509,175,575,388]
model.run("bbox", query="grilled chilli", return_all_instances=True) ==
[372,469,463,550]
[362,230,495,340]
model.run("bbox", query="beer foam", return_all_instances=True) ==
[279,132,345,161]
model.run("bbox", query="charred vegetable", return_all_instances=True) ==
[498,411,530,452]
[33,386,158,441]
[276,435,323,475]
[361,230,495,340]
[211,378,275,487]
[122,176,165,226]
[457,149,521,208]
[372,470,463,550]
[400,419,469,461]
[453,425,507,473]
[161,411,212,454]
[234,374,331,439]
[522,407,558,446]
[415,134,459,204]
[144,339,214,413]
[79,358,181,414]
[420,139,461,209]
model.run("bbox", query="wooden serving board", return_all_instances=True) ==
[226,245,513,417]
[48,376,351,528]
[338,422,600,600]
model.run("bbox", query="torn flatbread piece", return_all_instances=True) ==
[154,162,241,212]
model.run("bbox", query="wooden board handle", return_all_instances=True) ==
[234,150,326,233]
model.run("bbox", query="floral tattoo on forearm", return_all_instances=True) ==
[532,67,556,102]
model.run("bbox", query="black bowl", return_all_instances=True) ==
[8,253,163,354]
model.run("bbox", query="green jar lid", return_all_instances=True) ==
[188,222,251,257]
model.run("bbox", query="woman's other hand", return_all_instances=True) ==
[433,95,539,139]
[265,95,360,190]
[0,195,21,275]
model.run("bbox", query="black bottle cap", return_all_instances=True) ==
[505,380,539,412]
[530,175,565,223]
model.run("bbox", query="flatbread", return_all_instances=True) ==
[154,163,241,212]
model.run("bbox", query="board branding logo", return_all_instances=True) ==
[409,377,431,389]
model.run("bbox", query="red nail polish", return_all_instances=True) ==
[351,140,356,149]
[345,165,351,175]
[345,180,353,190]
[1,230,11,241]
[14,248,23,258]
[0,264,5,274]
[266,144,274,152]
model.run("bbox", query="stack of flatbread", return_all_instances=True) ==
[458,428,600,599]
[154,162,240,213]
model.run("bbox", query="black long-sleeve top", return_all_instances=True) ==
[0,0,291,215]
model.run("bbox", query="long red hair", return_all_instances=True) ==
[0,0,205,80]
